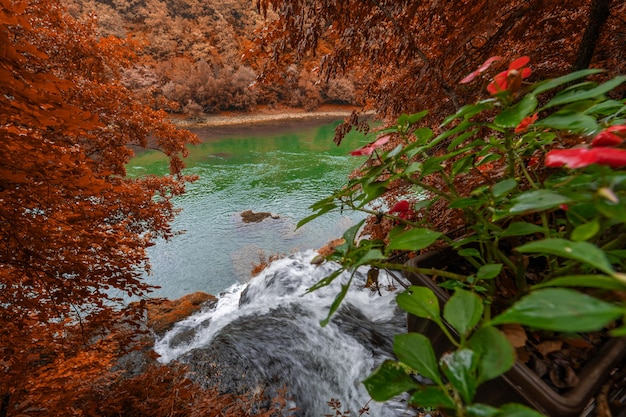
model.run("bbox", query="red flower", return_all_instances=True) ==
[607,125,626,135]
[592,131,624,147]
[546,147,626,169]
[487,56,532,95]
[545,148,599,169]
[390,200,411,213]
[514,113,539,133]
[390,200,414,220]
[591,124,626,147]
[593,147,626,168]
[349,135,391,156]
[459,56,502,84]
[527,156,540,168]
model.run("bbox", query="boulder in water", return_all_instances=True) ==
[240,210,279,223]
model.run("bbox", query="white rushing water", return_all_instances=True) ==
[154,251,417,417]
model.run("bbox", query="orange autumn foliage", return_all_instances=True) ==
[0,0,249,414]
[256,0,626,121]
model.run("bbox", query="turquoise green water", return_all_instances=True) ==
[127,118,368,299]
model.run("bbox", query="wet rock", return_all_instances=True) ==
[144,291,217,337]
[114,292,217,376]
[240,210,279,223]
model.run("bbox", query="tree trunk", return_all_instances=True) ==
[574,0,612,70]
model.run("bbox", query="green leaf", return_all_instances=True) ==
[447,130,481,153]
[342,219,365,246]
[394,333,443,385]
[363,360,419,401]
[541,75,626,110]
[516,238,615,275]
[535,110,599,134]
[596,198,626,222]
[468,327,515,384]
[584,99,626,116]
[509,190,571,213]
[353,248,386,268]
[397,110,429,127]
[496,403,549,417]
[466,403,499,417]
[404,161,423,175]
[444,288,484,337]
[531,69,604,95]
[571,219,600,242]
[430,121,474,149]
[421,156,445,175]
[532,275,626,291]
[452,154,475,176]
[610,326,626,337]
[320,278,352,326]
[441,101,494,126]
[475,152,502,166]
[386,143,404,158]
[499,222,545,237]
[413,127,434,143]
[468,403,546,417]
[494,94,538,128]
[490,288,624,332]
[409,386,456,409]
[566,202,597,227]
[458,248,483,261]
[440,349,478,404]
[387,228,443,252]
[476,263,503,280]
[297,202,337,228]
[397,286,442,324]
[491,178,517,198]
[449,197,480,209]
[361,181,388,205]
[306,268,344,293]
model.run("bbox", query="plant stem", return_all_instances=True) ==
[393,264,470,282]
[601,233,626,252]
[517,154,538,189]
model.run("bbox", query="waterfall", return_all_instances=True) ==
[154,251,417,417]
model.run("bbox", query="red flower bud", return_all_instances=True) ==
[591,131,624,147]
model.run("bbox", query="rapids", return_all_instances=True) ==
[154,251,418,417]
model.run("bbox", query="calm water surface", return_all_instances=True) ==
[128,118,369,299]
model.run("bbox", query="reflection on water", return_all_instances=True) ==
[127,118,369,299]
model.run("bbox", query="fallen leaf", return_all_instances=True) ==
[500,324,527,348]
[536,339,563,357]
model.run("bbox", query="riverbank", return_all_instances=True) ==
[169,105,374,128]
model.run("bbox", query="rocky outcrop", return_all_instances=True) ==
[240,210,279,223]
[317,238,345,257]
[143,291,217,336]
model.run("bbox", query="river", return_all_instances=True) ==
[128,117,417,416]
[128,117,368,299]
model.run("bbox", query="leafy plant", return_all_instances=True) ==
[301,57,626,415]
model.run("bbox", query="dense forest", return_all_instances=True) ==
[63,0,361,114]
[2,0,625,415]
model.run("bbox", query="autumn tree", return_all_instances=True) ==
[0,0,206,413]
[255,0,626,122]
